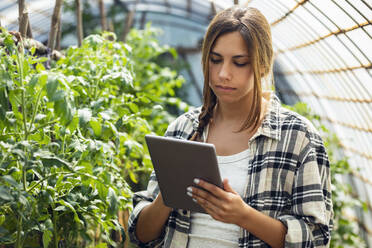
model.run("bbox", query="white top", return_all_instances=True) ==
[187,148,251,248]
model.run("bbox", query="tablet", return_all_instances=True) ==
[145,134,223,213]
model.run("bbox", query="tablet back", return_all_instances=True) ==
[145,134,222,213]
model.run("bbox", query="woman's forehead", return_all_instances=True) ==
[211,31,249,57]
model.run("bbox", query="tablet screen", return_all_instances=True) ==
[145,134,223,213]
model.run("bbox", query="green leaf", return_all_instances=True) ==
[96,181,108,200]
[54,206,67,211]
[49,90,65,102]
[128,102,139,113]
[95,243,108,248]
[54,98,74,125]
[42,229,52,248]
[90,118,102,137]
[0,214,5,226]
[40,156,73,171]
[128,170,138,184]
[107,187,118,216]
[0,89,9,121]
[36,63,45,72]
[57,200,81,224]
[68,114,79,133]
[30,46,36,55]
[0,186,13,201]
[83,34,104,49]
[46,76,59,100]
[2,175,21,189]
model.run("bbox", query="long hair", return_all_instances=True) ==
[191,6,273,141]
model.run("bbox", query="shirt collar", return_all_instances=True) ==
[252,92,282,141]
[190,92,282,141]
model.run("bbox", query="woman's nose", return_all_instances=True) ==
[219,62,232,81]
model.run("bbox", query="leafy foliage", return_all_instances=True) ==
[0,25,187,247]
[284,102,367,248]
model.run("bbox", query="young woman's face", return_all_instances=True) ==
[209,31,254,105]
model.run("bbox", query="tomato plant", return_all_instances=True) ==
[0,25,187,247]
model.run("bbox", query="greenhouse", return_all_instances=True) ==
[0,0,371,247]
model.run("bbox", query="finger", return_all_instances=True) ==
[223,179,238,194]
[193,178,226,198]
[187,186,222,206]
[192,193,221,216]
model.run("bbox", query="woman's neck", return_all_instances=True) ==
[213,92,270,127]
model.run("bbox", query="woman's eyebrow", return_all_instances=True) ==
[210,51,250,59]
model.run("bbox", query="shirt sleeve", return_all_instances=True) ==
[127,171,166,247]
[127,109,197,247]
[277,130,333,247]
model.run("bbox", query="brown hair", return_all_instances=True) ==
[191,6,273,141]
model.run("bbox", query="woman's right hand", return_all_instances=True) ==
[135,192,172,243]
[154,192,171,211]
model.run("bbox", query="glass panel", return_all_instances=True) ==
[344,70,370,100]
[303,1,338,32]
[338,33,370,65]
[310,0,356,29]
[363,24,372,38]
[324,35,360,67]
[347,28,372,61]
[213,0,233,9]
[311,42,337,71]
[294,5,329,37]
[347,0,372,19]
[333,0,367,23]
[354,69,372,97]
[0,0,15,10]
[279,0,297,10]
[258,0,288,24]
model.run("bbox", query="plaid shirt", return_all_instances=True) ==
[128,94,333,247]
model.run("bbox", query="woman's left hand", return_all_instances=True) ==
[187,178,250,225]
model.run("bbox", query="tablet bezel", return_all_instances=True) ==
[145,134,223,213]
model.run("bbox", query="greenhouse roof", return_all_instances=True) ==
[1,0,372,245]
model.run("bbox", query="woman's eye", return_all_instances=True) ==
[234,62,248,67]
[210,58,221,64]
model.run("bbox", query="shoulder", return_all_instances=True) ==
[278,106,328,162]
[164,106,201,139]
[264,93,320,140]
[278,106,319,136]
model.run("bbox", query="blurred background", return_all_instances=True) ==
[1,0,371,247]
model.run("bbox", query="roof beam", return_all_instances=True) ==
[271,0,308,27]
[277,21,372,54]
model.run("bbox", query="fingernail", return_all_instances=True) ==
[186,186,192,192]
[187,192,193,197]
[193,178,200,184]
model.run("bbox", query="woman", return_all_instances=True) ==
[128,6,333,248]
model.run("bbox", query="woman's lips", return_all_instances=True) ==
[216,85,236,91]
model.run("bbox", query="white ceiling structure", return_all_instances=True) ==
[1,0,372,245]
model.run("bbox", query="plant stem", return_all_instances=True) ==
[16,44,28,140]
[26,172,72,193]
[22,159,27,191]
[61,134,65,155]
[27,171,97,193]
[28,88,43,134]
[15,215,22,248]
[29,119,59,134]
[52,207,58,248]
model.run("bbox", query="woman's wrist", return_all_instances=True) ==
[153,193,172,213]
[235,203,252,227]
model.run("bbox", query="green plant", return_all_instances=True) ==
[0,24,187,247]
[284,102,367,248]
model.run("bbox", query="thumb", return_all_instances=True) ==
[223,179,236,194]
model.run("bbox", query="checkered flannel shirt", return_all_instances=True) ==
[128,94,333,247]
